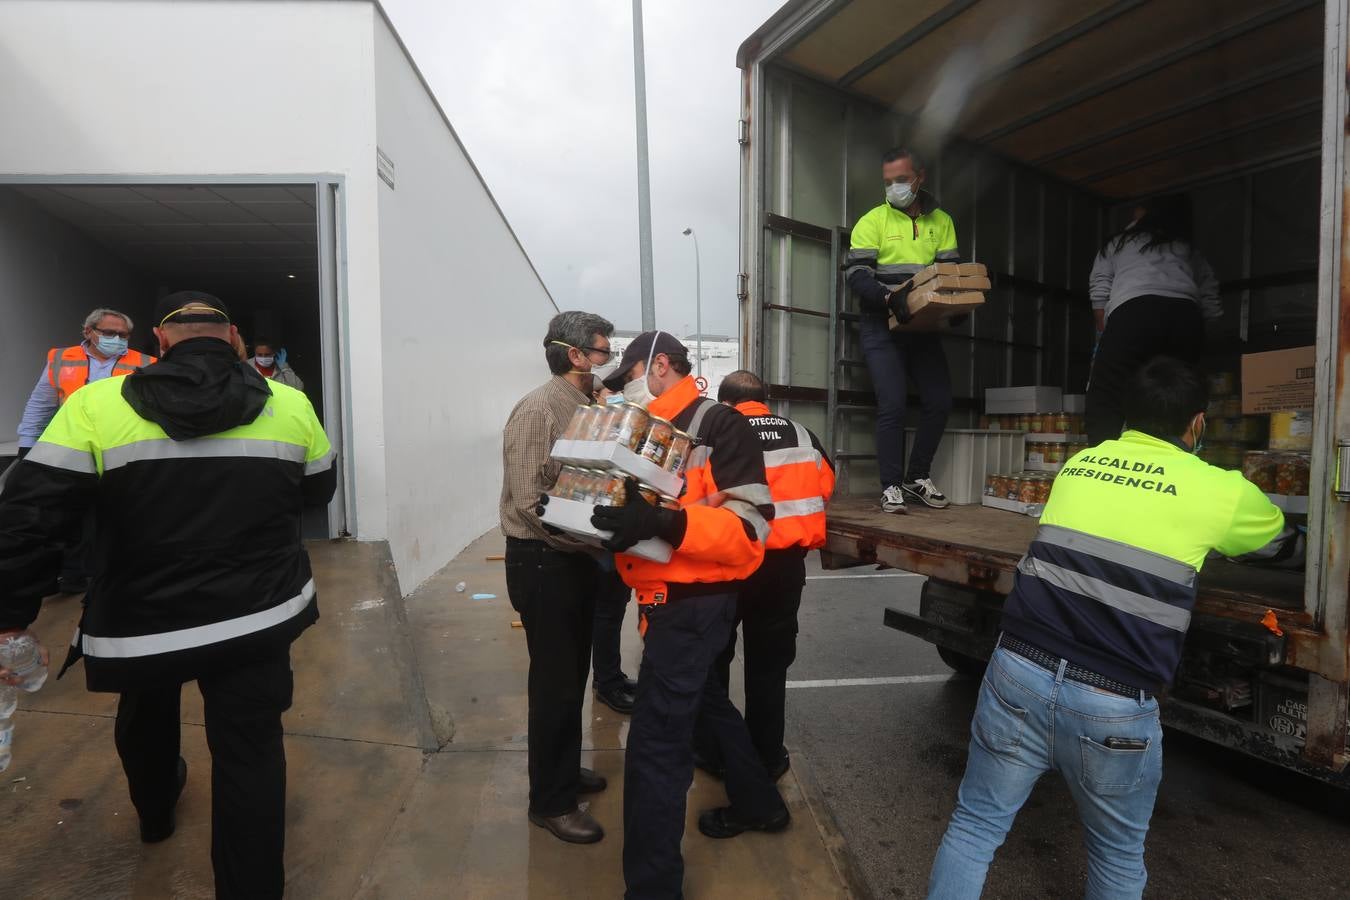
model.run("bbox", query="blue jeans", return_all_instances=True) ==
[858,315,952,486]
[928,646,1163,900]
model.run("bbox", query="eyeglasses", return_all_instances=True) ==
[579,345,613,360]
[91,327,130,339]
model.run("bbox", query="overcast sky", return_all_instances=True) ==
[379,0,783,337]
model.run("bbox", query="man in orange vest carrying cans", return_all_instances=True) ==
[694,369,835,785]
[15,307,155,591]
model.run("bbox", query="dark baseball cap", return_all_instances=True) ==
[154,290,231,328]
[602,330,688,392]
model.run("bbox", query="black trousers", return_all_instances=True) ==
[695,550,805,769]
[505,537,598,817]
[624,592,784,900]
[859,315,953,486]
[1086,295,1205,446]
[592,564,633,691]
[114,650,293,900]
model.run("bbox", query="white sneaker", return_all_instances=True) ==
[881,484,908,514]
[903,477,950,509]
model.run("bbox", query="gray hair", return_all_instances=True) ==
[544,310,614,376]
[83,308,134,332]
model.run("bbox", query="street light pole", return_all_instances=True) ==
[632,0,656,330]
[682,227,702,379]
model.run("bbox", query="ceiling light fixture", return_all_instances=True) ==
[287,274,296,279]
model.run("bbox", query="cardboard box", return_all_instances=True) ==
[985,386,1063,415]
[889,290,985,332]
[1241,347,1315,414]
[909,262,988,289]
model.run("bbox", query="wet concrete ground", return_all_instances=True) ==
[0,534,850,898]
[783,559,1350,899]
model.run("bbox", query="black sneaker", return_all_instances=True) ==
[902,477,950,509]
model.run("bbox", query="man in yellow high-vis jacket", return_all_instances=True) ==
[927,357,1287,900]
[845,146,961,516]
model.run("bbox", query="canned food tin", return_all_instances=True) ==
[1045,443,1065,464]
[636,483,661,506]
[984,474,998,496]
[550,466,581,498]
[664,430,694,475]
[1004,475,1022,501]
[1053,413,1071,434]
[594,471,629,506]
[979,415,992,430]
[585,405,613,441]
[1016,413,1031,432]
[566,469,595,502]
[658,496,681,510]
[1027,413,1044,433]
[1242,451,1277,493]
[1018,477,1040,504]
[637,416,675,466]
[561,404,592,440]
[1035,476,1052,504]
[602,403,650,450]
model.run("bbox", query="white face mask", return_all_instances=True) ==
[886,181,916,208]
[620,331,663,409]
[255,355,275,368]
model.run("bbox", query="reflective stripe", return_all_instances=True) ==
[791,420,811,449]
[763,447,822,467]
[26,441,98,474]
[722,498,770,543]
[305,447,336,475]
[774,497,825,518]
[689,445,712,469]
[81,579,316,658]
[1034,525,1196,588]
[875,263,925,276]
[935,250,961,261]
[727,482,773,506]
[1017,556,1191,632]
[844,264,874,278]
[844,249,878,261]
[103,437,308,471]
[686,398,718,442]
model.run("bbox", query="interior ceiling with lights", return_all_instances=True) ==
[764,0,1323,199]
[11,183,319,301]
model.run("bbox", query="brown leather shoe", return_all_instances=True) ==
[528,807,604,844]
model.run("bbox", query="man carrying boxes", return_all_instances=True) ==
[581,331,788,899]
[845,146,974,514]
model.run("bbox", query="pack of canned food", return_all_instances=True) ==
[548,466,681,509]
[983,472,1054,505]
[553,402,693,496]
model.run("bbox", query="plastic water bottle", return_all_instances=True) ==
[0,633,48,773]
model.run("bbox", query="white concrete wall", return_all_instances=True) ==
[0,189,153,441]
[0,0,389,539]
[372,16,558,591]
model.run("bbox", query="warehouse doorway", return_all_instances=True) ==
[0,178,348,537]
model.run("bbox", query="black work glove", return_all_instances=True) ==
[887,281,914,324]
[16,446,29,459]
[590,478,688,551]
[533,493,564,536]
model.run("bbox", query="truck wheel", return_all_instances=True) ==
[937,645,987,677]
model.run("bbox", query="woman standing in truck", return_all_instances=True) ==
[1085,195,1221,445]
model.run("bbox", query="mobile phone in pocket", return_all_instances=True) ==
[1103,736,1148,751]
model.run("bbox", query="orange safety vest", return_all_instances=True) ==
[617,376,768,615]
[46,345,156,405]
[734,401,835,550]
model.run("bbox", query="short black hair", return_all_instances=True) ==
[718,369,766,404]
[882,147,925,171]
[1122,357,1209,439]
[668,354,692,377]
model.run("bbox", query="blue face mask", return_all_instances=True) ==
[95,334,129,356]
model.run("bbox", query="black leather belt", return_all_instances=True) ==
[1000,634,1153,701]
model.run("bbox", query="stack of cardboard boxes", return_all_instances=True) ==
[887,262,989,331]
